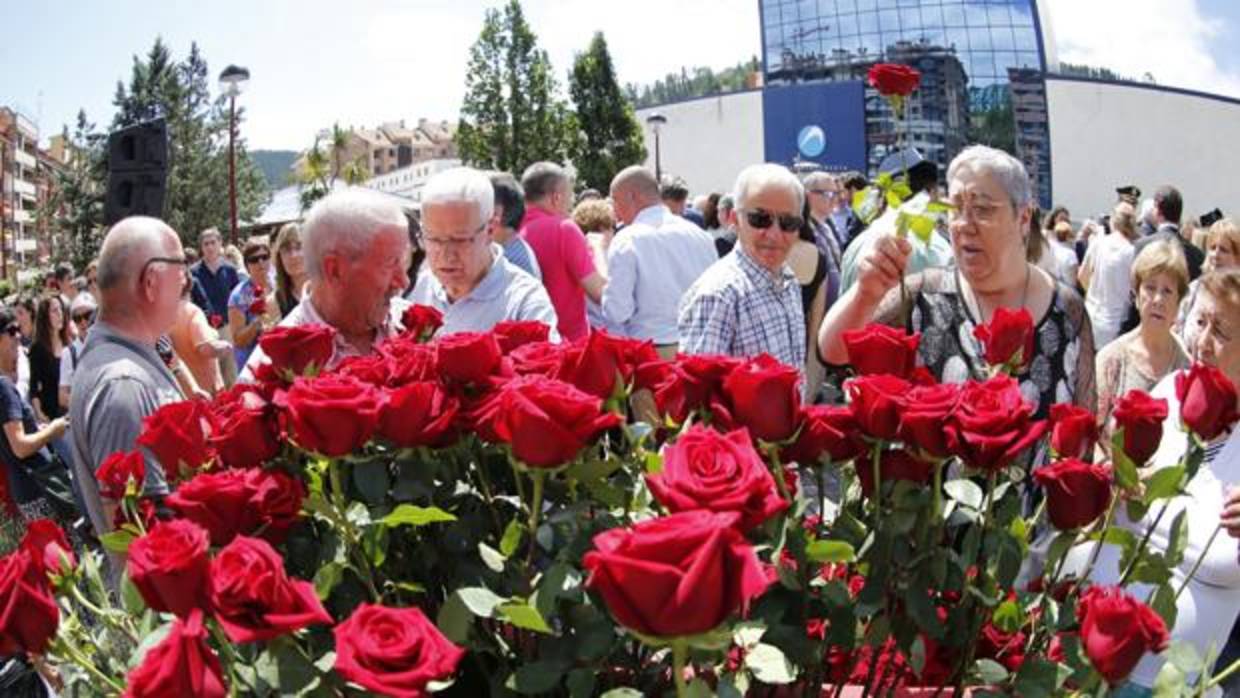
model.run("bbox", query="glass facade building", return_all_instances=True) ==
[759,0,1052,207]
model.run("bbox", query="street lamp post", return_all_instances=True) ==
[218,65,250,244]
[645,112,667,182]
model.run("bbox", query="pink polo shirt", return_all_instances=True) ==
[520,205,597,341]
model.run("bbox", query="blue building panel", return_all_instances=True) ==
[762,81,867,172]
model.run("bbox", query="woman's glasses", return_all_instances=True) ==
[246,253,271,264]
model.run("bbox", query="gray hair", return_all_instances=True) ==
[732,164,805,213]
[302,188,408,281]
[802,171,837,189]
[946,145,1032,211]
[521,161,569,202]
[96,216,177,292]
[421,167,495,227]
[718,194,735,216]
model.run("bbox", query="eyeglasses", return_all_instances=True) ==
[742,208,803,233]
[1,325,19,337]
[72,313,92,323]
[809,189,840,199]
[948,197,1006,226]
[140,256,190,283]
[245,253,271,264]
[423,223,487,253]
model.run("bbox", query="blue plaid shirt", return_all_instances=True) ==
[677,246,805,368]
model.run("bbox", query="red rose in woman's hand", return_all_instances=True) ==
[136,399,216,481]
[1111,389,1169,466]
[717,354,803,443]
[647,426,788,530]
[96,449,146,500]
[334,604,464,698]
[208,313,224,329]
[899,382,961,459]
[248,294,267,316]
[1076,585,1169,684]
[125,609,226,698]
[401,303,443,342]
[128,519,211,617]
[847,374,911,441]
[0,550,58,655]
[434,331,502,384]
[259,324,336,379]
[867,62,921,96]
[842,323,921,378]
[583,510,771,638]
[275,374,383,457]
[479,376,622,468]
[945,375,1046,472]
[856,449,937,498]
[782,404,866,465]
[208,536,332,644]
[1176,362,1240,441]
[492,320,550,353]
[1049,402,1098,460]
[1033,458,1112,530]
[973,306,1035,371]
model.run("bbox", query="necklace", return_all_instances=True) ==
[963,262,1031,325]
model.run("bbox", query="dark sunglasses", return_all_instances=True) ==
[246,253,271,264]
[2,325,19,337]
[743,208,803,233]
[72,313,92,323]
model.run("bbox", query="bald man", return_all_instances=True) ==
[603,166,716,354]
[70,216,187,538]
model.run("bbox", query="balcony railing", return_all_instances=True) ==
[13,148,37,170]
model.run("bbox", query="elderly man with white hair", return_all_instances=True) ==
[678,164,808,368]
[70,216,188,536]
[409,167,558,337]
[241,188,413,378]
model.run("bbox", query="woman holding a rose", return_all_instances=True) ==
[819,144,1096,420]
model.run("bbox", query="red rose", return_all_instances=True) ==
[856,449,937,498]
[248,293,267,316]
[166,469,258,545]
[1033,459,1112,530]
[867,62,921,97]
[842,323,921,378]
[377,381,459,448]
[1050,403,1098,460]
[651,354,742,424]
[208,385,280,469]
[245,468,306,544]
[782,404,866,465]
[493,320,551,353]
[208,313,224,329]
[124,609,227,698]
[258,324,336,379]
[847,374,911,441]
[978,621,1027,673]
[945,375,1047,472]
[1176,363,1240,441]
[583,510,771,637]
[899,382,961,459]
[1111,390,1169,466]
[114,498,159,531]
[380,338,438,386]
[336,354,394,386]
[128,519,211,617]
[434,331,502,384]
[96,449,146,500]
[647,426,788,530]
[208,536,332,644]
[973,307,1036,371]
[0,551,58,655]
[480,376,622,468]
[276,374,383,457]
[555,331,627,400]
[1077,585,1169,684]
[135,399,216,480]
[509,341,567,376]
[401,304,444,342]
[21,519,75,577]
[333,604,464,698]
[717,354,802,443]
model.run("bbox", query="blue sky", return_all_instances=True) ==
[4,0,1239,151]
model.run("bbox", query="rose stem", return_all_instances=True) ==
[671,639,689,698]
[1207,656,1240,690]
[525,469,546,567]
[1172,522,1223,602]
[51,635,124,694]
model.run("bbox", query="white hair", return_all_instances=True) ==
[732,164,805,213]
[946,145,1032,211]
[97,216,176,292]
[302,188,408,281]
[421,167,495,225]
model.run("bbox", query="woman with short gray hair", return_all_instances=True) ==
[819,144,1096,420]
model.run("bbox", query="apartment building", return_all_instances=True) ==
[293,118,458,180]
[0,106,44,264]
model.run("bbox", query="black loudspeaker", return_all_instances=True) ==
[104,118,169,225]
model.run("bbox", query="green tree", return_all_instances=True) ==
[567,32,647,192]
[296,125,370,212]
[40,111,107,270]
[458,0,572,174]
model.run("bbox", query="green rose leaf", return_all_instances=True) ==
[805,539,856,564]
[380,504,457,528]
[498,602,553,634]
[505,660,569,695]
[745,642,798,684]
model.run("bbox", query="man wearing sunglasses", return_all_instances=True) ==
[57,294,96,413]
[69,216,188,541]
[678,164,808,370]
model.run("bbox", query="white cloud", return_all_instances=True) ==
[1044,0,1240,97]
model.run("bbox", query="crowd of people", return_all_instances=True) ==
[0,143,1235,694]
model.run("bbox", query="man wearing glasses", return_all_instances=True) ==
[57,294,96,413]
[409,168,558,337]
[678,164,808,369]
[69,216,188,540]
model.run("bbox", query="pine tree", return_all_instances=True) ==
[41,111,107,270]
[568,32,647,192]
[458,0,572,174]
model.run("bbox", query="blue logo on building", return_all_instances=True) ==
[797,125,826,158]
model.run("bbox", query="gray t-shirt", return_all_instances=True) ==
[69,320,183,536]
